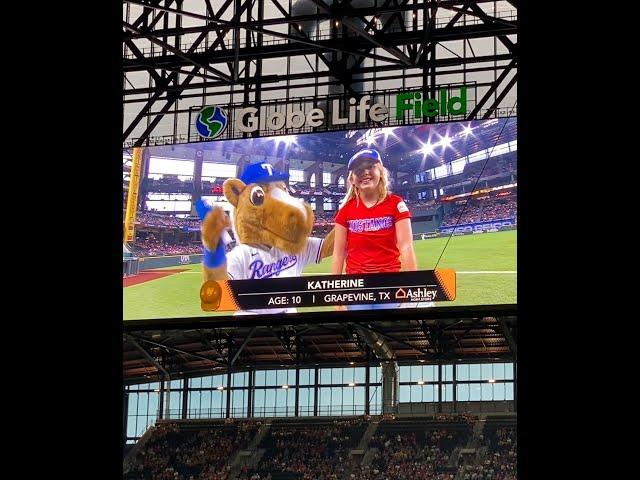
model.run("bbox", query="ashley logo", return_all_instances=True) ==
[249,256,298,279]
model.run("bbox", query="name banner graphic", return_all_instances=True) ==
[200,269,456,312]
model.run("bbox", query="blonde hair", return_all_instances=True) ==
[339,163,390,209]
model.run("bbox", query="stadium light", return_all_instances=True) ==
[380,127,398,143]
[348,382,356,387]
[418,141,434,157]
[417,380,425,385]
[217,386,224,390]
[462,124,474,136]
[440,135,452,149]
[282,385,289,389]
[488,379,496,383]
[273,135,298,151]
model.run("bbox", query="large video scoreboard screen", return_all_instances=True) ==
[123,118,516,321]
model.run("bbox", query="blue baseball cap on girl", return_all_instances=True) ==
[347,149,383,171]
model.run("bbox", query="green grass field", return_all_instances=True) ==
[123,230,516,321]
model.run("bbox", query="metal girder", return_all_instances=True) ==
[442,318,483,348]
[270,326,298,361]
[123,59,511,98]
[467,2,516,53]
[482,74,517,119]
[131,335,227,366]
[467,57,516,119]
[440,4,517,29]
[122,0,237,139]
[204,0,215,18]
[497,317,517,357]
[195,329,227,361]
[124,38,163,85]
[124,0,245,144]
[124,0,408,67]
[358,323,431,356]
[130,0,163,30]
[308,0,412,66]
[123,0,504,38]
[142,0,176,32]
[126,334,170,378]
[414,0,440,65]
[123,21,232,82]
[122,21,515,72]
[230,326,257,366]
[123,56,225,82]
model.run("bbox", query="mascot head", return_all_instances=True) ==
[223,161,314,254]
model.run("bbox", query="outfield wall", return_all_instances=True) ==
[138,254,203,270]
[439,218,516,235]
[412,219,441,234]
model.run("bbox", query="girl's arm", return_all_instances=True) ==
[331,224,348,274]
[396,218,418,271]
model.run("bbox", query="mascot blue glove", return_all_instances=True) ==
[195,199,227,269]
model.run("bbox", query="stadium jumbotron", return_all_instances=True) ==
[121,1,518,479]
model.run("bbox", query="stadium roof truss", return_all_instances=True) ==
[122,0,518,147]
[123,314,517,383]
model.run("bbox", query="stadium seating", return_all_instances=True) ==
[353,418,472,480]
[125,415,492,480]
[243,417,366,480]
[124,421,261,480]
[457,417,516,480]
[440,195,516,227]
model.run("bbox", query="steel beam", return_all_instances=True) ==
[230,326,257,366]
[131,335,227,366]
[497,317,517,357]
[482,73,517,119]
[308,0,412,66]
[123,21,232,81]
[126,334,170,378]
[466,57,516,119]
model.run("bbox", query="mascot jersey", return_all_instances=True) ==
[227,237,324,314]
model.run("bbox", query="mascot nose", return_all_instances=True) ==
[270,187,307,220]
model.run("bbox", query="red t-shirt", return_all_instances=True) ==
[334,193,411,274]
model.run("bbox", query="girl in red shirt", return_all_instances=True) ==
[331,148,418,310]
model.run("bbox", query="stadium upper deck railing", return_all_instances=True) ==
[158,401,513,420]
[123,10,517,59]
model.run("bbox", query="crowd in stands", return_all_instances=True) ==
[131,236,201,257]
[480,200,516,222]
[458,427,516,480]
[125,421,261,480]
[441,204,483,226]
[352,427,464,480]
[440,195,516,227]
[137,212,201,230]
[435,413,478,425]
[125,417,513,480]
[240,419,365,480]
[145,177,194,193]
[310,211,336,237]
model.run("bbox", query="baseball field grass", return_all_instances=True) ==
[123,230,516,321]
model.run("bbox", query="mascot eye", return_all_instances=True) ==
[249,186,265,206]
